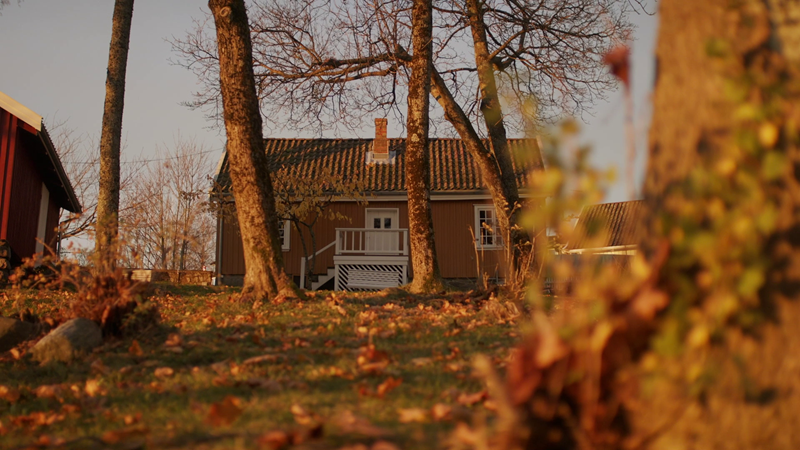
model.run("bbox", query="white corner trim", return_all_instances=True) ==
[35,184,50,256]
[0,91,42,131]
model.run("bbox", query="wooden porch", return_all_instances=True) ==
[300,228,409,291]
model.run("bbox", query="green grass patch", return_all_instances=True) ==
[0,286,518,449]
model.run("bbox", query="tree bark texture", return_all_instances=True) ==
[633,0,800,447]
[95,0,134,270]
[429,70,517,272]
[209,0,295,301]
[465,0,528,280]
[405,0,442,294]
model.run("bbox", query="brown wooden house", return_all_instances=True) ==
[213,119,545,290]
[0,91,81,265]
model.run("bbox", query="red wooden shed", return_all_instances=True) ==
[0,91,81,265]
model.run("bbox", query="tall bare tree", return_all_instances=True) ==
[209,0,297,301]
[95,0,135,271]
[117,139,215,271]
[406,0,442,293]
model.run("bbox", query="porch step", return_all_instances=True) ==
[311,267,336,291]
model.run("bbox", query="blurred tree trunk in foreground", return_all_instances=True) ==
[209,0,297,301]
[487,2,800,450]
[631,0,800,448]
[95,0,134,271]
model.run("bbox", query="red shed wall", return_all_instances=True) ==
[7,135,44,262]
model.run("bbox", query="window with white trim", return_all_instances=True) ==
[474,205,502,249]
[279,220,290,251]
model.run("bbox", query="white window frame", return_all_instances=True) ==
[474,205,502,249]
[279,220,290,251]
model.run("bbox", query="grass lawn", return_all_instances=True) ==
[0,284,520,449]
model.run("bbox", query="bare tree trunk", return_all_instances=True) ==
[429,70,515,270]
[465,0,528,282]
[406,0,442,294]
[95,0,134,271]
[209,0,297,301]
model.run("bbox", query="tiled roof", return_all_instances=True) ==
[566,200,644,250]
[214,138,543,194]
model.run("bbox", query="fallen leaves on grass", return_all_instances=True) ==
[8,411,65,430]
[206,396,243,427]
[376,377,402,398]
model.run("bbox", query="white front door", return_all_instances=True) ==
[365,209,399,253]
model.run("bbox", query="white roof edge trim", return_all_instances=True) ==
[0,91,42,132]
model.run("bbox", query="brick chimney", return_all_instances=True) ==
[372,118,389,160]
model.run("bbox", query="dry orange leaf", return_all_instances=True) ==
[84,379,105,397]
[34,384,62,400]
[371,441,401,450]
[154,367,174,378]
[457,390,487,406]
[206,396,243,427]
[0,385,21,403]
[128,340,144,357]
[397,407,427,423]
[431,403,452,421]
[376,377,402,398]
[258,429,291,449]
[101,425,150,444]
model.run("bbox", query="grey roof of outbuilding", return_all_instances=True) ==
[213,138,544,194]
[566,200,645,250]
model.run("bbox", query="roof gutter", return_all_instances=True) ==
[38,124,82,213]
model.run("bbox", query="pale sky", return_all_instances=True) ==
[0,0,658,203]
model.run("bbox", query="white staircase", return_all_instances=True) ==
[311,267,336,291]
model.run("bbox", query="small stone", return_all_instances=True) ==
[0,317,37,353]
[30,318,103,363]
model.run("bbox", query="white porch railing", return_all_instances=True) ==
[335,228,409,255]
[299,228,409,291]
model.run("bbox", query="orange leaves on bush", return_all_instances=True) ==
[206,396,243,427]
[603,44,630,88]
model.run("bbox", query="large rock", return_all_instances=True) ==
[0,317,37,352]
[30,318,102,363]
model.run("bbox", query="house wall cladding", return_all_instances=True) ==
[219,199,509,280]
